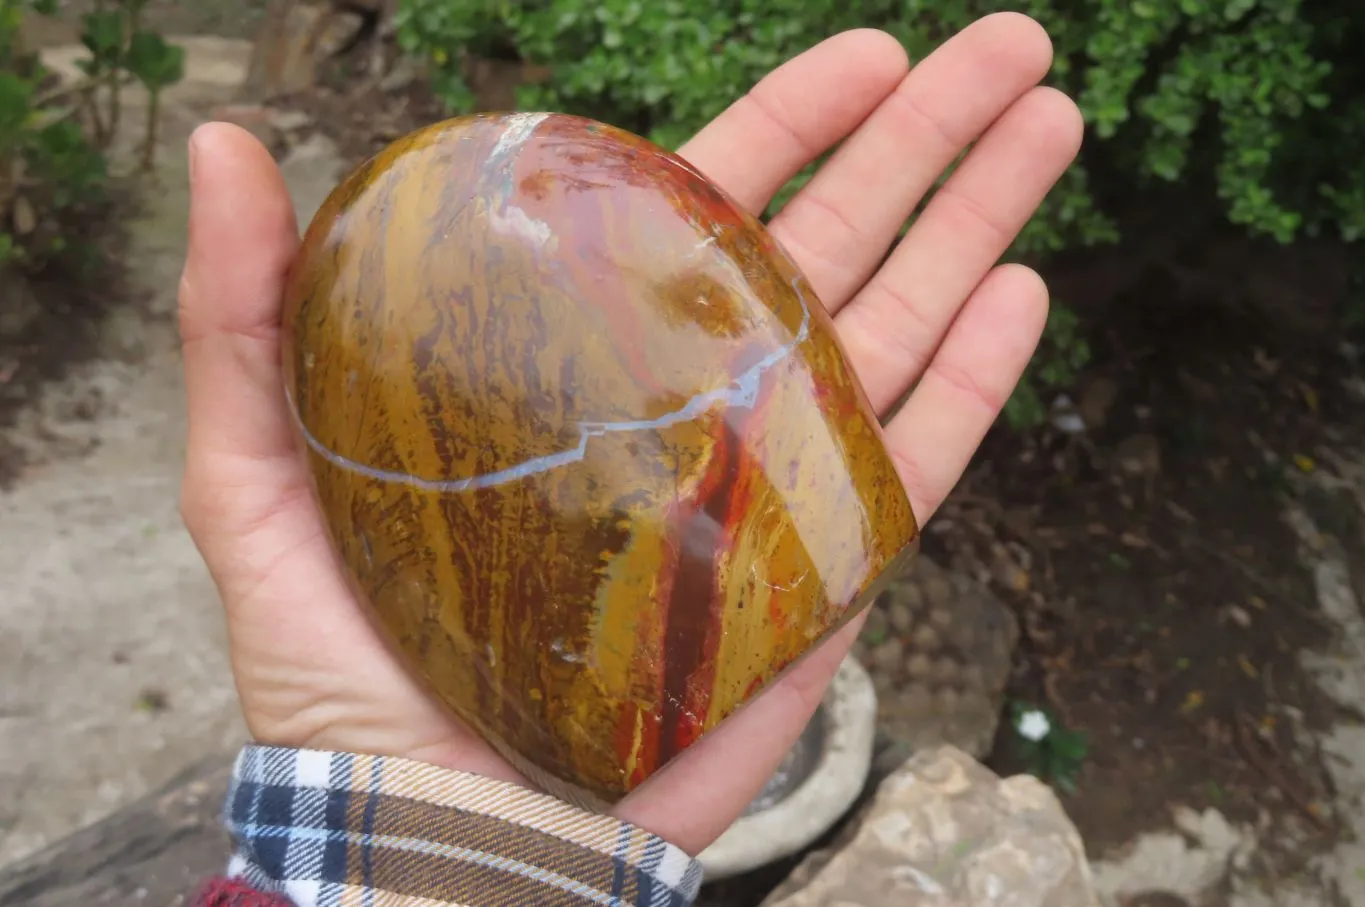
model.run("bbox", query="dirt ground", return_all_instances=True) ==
[954,251,1358,873]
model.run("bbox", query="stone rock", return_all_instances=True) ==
[242,0,367,99]
[856,557,1019,763]
[1088,806,1253,906]
[283,112,919,807]
[762,746,1099,907]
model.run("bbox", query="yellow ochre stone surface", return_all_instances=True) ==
[282,112,919,803]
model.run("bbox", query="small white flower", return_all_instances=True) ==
[1016,709,1051,742]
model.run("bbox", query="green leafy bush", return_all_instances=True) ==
[394,0,1361,424]
[0,0,183,272]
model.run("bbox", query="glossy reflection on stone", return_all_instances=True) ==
[281,112,919,806]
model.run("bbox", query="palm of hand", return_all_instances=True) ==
[177,15,1080,856]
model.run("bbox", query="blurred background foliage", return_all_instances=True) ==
[0,0,182,272]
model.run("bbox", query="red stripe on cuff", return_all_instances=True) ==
[194,876,296,907]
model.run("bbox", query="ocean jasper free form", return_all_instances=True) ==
[281,112,919,806]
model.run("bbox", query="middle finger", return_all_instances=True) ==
[766,12,1054,311]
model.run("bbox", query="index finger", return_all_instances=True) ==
[677,29,910,214]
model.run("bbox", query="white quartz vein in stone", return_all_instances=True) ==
[287,279,813,493]
[486,112,555,249]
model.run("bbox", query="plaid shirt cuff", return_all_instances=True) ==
[222,744,704,907]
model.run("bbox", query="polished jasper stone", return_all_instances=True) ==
[281,112,919,806]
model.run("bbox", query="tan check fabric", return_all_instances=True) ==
[222,745,703,907]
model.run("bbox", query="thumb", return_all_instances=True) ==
[178,122,306,542]
[179,122,300,471]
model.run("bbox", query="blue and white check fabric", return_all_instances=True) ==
[221,743,704,906]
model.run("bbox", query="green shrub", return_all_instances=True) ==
[0,0,183,272]
[394,0,1360,425]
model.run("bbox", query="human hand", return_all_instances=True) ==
[177,12,1080,855]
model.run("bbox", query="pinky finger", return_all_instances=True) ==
[881,263,1049,522]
